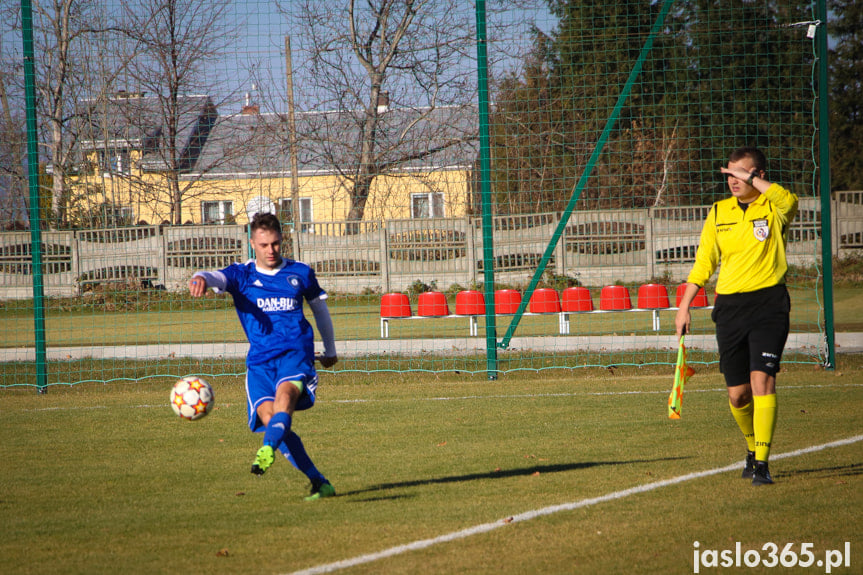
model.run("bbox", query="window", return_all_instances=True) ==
[117,206,133,226]
[277,197,313,232]
[98,148,131,175]
[97,203,133,227]
[202,201,234,225]
[411,192,445,219]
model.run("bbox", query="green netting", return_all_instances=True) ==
[0,0,845,387]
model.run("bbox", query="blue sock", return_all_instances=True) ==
[278,443,300,471]
[263,412,291,448]
[278,431,325,483]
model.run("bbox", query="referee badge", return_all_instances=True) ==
[753,219,769,242]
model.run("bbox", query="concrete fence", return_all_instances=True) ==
[1,194,861,299]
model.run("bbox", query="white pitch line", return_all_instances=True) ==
[286,434,863,575]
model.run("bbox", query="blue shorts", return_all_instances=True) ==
[245,355,318,432]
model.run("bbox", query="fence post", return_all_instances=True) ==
[379,222,389,293]
[158,227,168,289]
[832,194,839,259]
[72,232,81,295]
[646,209,655,281]
[466,215,476,287]
[554,212,566,277]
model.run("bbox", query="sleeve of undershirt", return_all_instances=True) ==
[308,297,336,358]
[192,270,229,293]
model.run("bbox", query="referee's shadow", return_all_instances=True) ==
[780,462,863,478]
[339,456,691,501]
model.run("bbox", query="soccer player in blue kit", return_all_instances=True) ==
[188,213,337,500]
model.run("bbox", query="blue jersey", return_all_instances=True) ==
[218,259,327,366]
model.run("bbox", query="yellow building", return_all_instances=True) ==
[71,93,478,230]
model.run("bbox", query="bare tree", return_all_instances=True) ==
[0,0,123,229]
[0,39,29,229]
[276,0,495,232]
[118,0,242,225]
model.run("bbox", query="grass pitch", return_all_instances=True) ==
[0,359,860,575]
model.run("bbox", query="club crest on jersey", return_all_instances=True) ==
[286,276,301,288]
[752,219,769,242]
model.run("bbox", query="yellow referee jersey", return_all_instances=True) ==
[687,183,799,295]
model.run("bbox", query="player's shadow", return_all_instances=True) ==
[341,456,689,500]
[780,462,863,479]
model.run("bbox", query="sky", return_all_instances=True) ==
[214,0,556,114]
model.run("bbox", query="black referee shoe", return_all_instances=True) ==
[751,461,774,486]
[741,451,756,479]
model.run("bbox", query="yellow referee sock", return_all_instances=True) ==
[753,394,778,462]
[729,400,756,453]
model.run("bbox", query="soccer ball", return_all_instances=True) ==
[170,376,214,420]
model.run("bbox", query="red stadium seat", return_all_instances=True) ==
[494,289,521,314]
[417,291,449,317]
[529,288,561,313]
[599,285,632,310]
[675,283,709,307]
[637,284,670,309]
[380,293,411,318]
[455,290,485,315]
[561,286,594,312]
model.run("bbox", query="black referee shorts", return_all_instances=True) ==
[711,284,791,387]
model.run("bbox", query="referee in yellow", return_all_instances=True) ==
[675,147,798,486]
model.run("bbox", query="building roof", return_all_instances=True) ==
[76,93,216,172]
[74,93,479,179]
[187,103,479,180]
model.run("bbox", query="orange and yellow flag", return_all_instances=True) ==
[668,335,696,419]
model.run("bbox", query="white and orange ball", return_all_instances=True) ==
[170,376,214,420]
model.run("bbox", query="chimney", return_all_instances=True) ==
[242,87,259,114]
[376,91,389,114]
